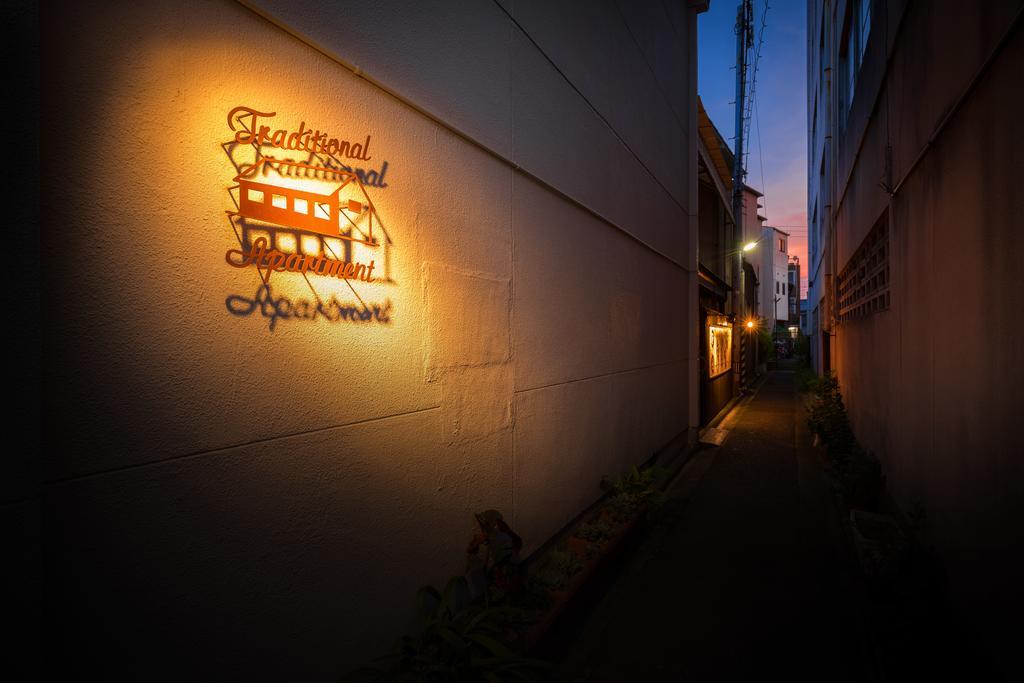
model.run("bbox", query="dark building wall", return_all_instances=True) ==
[698,180,727,280]
[697,135,737,424]
[828,1,1023,676]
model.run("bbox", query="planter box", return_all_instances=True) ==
[515,516,638,653]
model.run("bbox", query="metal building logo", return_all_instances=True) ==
[223,106,387,285]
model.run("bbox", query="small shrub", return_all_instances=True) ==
[795,366,818,393]
[757,327,776,362]
[601,465,665,520]
[532,549,582,593]
[551,549,583,577]
[794,334,810,364]
[606,494,640,523]
[574,518,617,558]
[807,373,857,453]
[345,576,548,682]
[806,373,883,510]
[576,518,616,543]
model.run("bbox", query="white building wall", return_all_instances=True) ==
[756,225,789,328]
[773,231,790,324]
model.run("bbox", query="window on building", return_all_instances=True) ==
[779,238,785,252]
[819,19,825,64]
[839,0,871,128]
[811,98,818,149]
[810,202,818,261]
[858,0,872,62]
[840,25,855,123]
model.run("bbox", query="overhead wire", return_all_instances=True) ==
[745,1,770,221]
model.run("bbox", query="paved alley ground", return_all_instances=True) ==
[551,368,875,681]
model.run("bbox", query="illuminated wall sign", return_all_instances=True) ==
[235,158,373,239]
[707,315,733,378]
[224,106,386,286]
[225,237,375,282]
[228,106,389,187]
[228,106,373,161]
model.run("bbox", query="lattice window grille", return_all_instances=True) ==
[837,216,890,323]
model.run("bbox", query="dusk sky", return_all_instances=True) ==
[699,0,809,296]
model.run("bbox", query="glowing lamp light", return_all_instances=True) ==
[745,320,756,330]
[743,241,758,252]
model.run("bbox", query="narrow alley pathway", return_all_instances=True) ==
[553,369,874,682]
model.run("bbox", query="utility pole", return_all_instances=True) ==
[732,0,753,393]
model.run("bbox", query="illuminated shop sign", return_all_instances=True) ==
[224,106,386,285]
[707,315,733,379]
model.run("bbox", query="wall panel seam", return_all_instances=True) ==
[43,404,443,487]
[514,358,687,396]
[492,0,690,213]
[234,0,692,271]
[617,0,690,131]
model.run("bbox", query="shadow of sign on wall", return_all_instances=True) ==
[226,284,392,331]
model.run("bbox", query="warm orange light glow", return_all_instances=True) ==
[226,237,376,284]
[277,233,297,253]
[227,105,372,161]
[707,319,733,378]
[235,156,379,243]
[323,237,343,256]
[745,320,756,329]
[228,106,382,246]
[301,235,321,255]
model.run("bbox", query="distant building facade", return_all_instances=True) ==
[787,256,800,323]
[807,0,1022,677]
[757,225,789,331]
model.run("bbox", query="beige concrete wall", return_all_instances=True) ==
[39,0,698,677]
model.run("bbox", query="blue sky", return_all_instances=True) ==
[698,0,808,294]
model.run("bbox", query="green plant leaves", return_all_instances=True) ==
[806,372,883,509]
[356,572,551,681]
